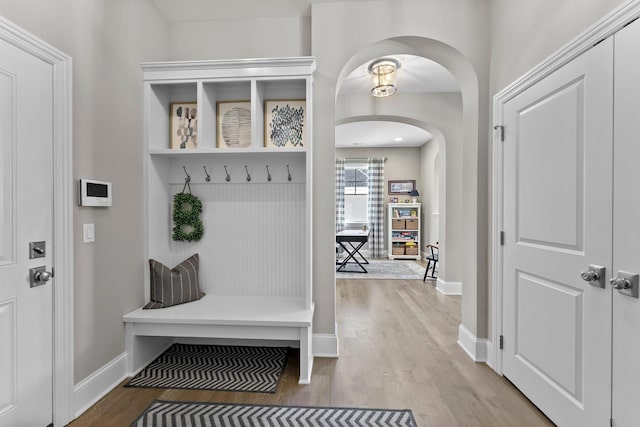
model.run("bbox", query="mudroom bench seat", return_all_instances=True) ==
[123,294,315,384]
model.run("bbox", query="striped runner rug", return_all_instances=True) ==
[131,400,417,427]
[125,343,288,393]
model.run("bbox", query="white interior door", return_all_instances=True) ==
[612,18,640,427]
[0,36,54,426]
[502,39,613,427]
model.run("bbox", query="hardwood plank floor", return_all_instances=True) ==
[68,274,554,426]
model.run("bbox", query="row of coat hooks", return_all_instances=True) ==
[182,165,293,185]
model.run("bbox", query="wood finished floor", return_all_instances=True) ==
[68,274,554,427]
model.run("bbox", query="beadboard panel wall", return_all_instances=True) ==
[169,182,305,297]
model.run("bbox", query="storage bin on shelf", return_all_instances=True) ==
[405,243,418,255]
[405,219,418,230]
[392,219,405,229]
[392,243,405,255]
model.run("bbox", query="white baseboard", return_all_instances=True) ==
[312,323,339,357]
[457,323,489,362]
[73,352,128,418]
[436,278,462,295]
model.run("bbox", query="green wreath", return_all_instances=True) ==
[172,192,204,241]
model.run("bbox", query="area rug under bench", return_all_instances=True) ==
[131,400,417,427]
[125,343,289,393]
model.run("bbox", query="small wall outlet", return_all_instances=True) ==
[83,223,95,243]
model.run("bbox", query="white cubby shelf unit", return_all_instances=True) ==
[123,58,316,384]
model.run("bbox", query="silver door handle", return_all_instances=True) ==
[580,265,605,288]
[34,270,52,282]
[610,271,639,298]
[29,266,52,288]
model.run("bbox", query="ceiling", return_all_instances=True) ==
[149,2,460,149]
[339,54,460,95]
[337,55,458,148]
[335,121,432,148]
[150,0,371,22]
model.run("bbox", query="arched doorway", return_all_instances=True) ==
[318,35,485,358]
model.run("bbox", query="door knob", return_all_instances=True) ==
[29,266,52,288]
[610,271,639,298]
[610,277,631,290]
[580,265,605,288]
[34,270,52,282]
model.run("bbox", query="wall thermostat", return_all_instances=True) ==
[78,178,112,207]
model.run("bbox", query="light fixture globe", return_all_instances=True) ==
[368,58,400,97]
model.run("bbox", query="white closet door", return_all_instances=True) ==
[0,37,54,425]
[612,18,640,427]
[502,38,613,426]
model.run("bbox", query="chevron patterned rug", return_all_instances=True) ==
[131,400,417,427]
[125,344,288,393]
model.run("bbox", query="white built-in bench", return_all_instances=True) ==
[123,295,315,384]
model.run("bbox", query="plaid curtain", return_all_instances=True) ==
[367,158,385,258]
[335,158,346,233]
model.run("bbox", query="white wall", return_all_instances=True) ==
[0,0,170,382]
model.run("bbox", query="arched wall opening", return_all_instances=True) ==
[313,32,485,352]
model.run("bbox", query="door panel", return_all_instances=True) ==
[0,36,53,425]
[612,18,640,427]
[516,79,584,250]
[0,69,15,266]
[503,38,613,427]
[515,272,583,400]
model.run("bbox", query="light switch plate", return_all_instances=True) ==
[83,223,95,243]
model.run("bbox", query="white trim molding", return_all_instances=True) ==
[0,15,74,427]
[457,324,488,362]
[73,353,127,419]
[491,0,640,375]
[313,333,339,358]
[313,323,339,357]
[436,278,462,295]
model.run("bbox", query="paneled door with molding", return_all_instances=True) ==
[501,38,614,427]
[0,33,55,425]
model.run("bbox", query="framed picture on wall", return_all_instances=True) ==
[217,101,251,148]
[170,102,197,149]
[264,99,306,148]
[388,180,416,194]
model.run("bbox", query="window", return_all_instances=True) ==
[344,164,368,223]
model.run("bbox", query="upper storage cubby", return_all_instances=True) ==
[142,58,315,154]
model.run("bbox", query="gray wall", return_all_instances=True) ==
[0,0,629,387]
[0,0,169,382]
[336,147,422,254]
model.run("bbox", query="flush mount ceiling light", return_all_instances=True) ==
[368,58,400,97]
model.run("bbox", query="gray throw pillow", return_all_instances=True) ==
[143,253,204,309]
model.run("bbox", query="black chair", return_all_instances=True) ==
[423,243,439,281]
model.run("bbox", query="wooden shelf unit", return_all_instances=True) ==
[388,203,421,260]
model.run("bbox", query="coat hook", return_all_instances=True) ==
[203,166,211,182]
[224,166,231,182]
[182,166,192,193]
[245,165,251,182]
[287,164,292,182]
[266,165,272,182]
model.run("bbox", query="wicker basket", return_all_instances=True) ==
[392,244,405,255]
